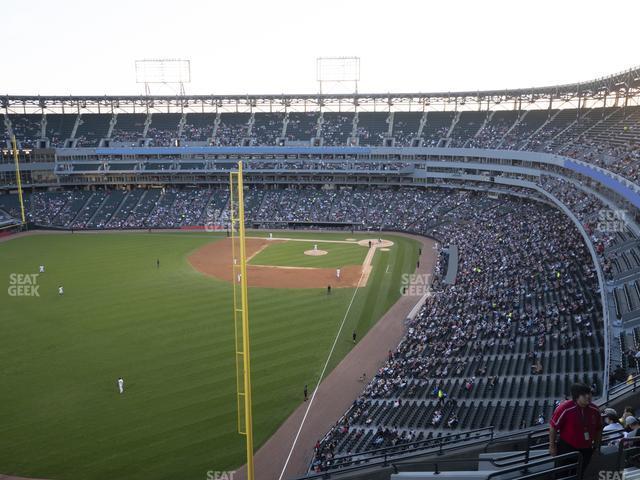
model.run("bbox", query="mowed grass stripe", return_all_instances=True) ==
[0,232,419,480]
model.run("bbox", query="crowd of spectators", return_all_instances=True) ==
[182,124,212,142]
[5,107,640,191]
[254,117,282,145]
[146,127,175,147]
[322,115,354,146]
[214,120,250,146]
[310,194,602,472]
[110,128,142,146]
[393,118,420,147]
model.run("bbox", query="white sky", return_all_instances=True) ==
[4,0,638,96]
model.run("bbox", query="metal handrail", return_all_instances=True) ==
[389,451,582,480]
[485,429,549,469]
[303,380,640,480]
[616,432,640,471]
[299,429,495,479]
[324,426,494,463]
[486,427,625,470]
[607,373,640,402]
[390,457,492,475]
[482,425,548,453]
[487,451,582,480]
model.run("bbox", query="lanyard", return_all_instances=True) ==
[576,403,588,427]
[576,402,592,441]
[578,405,587,431]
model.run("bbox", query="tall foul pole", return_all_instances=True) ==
[229,160,255,480]
[11,136,27,225]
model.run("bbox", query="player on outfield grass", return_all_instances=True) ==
[117,377,125,394]
[39,265,45,273]
[58,285,64,296]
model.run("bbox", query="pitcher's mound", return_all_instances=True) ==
[357,238,394,248]
[304,249,328,256]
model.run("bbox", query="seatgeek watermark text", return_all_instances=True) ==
[400,273,432,296]
[8,273,40,297]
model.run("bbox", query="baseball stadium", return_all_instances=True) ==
[3,3,640,480]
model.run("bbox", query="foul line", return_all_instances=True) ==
[277,267,367,480]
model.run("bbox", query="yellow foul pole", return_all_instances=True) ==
[11,136,27,225]
[230,160,255,480]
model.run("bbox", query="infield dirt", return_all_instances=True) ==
[188,237,367,288]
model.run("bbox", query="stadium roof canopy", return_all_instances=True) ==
[3,65,640,113]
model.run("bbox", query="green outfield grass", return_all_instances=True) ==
[0,231,419,480]
[248,239,367,268]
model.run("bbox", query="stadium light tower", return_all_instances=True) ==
[316,56,360,94]
[135,58,191,96]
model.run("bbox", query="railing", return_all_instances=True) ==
[616,432,640,471]
[298,427,495,479]
[389,451,583,480]
[484,427,623,471]
[483,425,549,455]
[297,412,633,479]
[606,373,640,403]
[487,451,583,480]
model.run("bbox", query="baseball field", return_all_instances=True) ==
[0,230,419,480]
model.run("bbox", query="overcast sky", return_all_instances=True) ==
[4,0,638,96]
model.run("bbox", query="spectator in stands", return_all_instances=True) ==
[624,416,640,452]
[447,414,459,428]
[532,359,543,375]
[621,406,635,425]
[612,366,627,385]
[465,378,474,392]
[549,383,602,474]
[602,409,625,443]
[626,416,640,437]
[431,409,442,426]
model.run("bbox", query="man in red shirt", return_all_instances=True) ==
[549,383,602,475]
